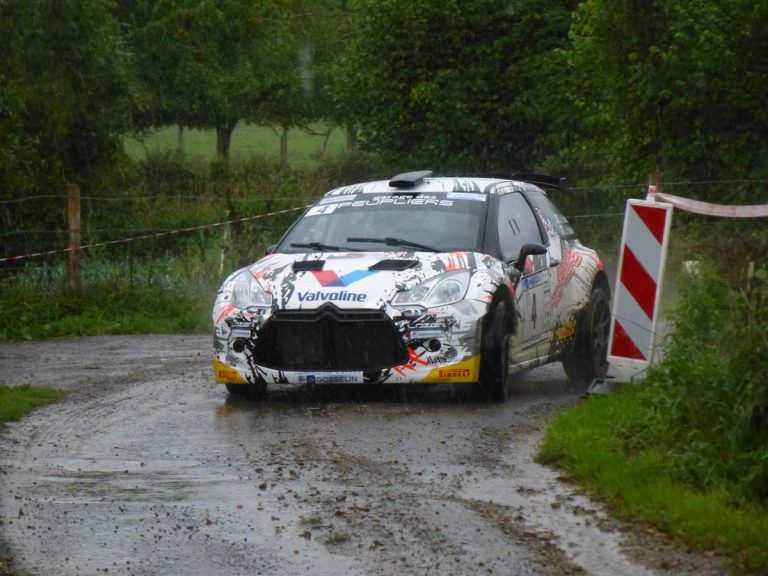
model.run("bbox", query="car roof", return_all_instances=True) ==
[323,171,543,198]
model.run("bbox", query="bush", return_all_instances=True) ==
[627,260,768,504]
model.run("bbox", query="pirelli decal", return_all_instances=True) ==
[422,356,480,383]
[213,359,247,384]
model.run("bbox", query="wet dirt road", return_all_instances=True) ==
[0,335,723,576]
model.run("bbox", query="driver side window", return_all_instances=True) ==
[497,193,543,263]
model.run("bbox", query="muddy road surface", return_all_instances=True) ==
[0,335,723,576]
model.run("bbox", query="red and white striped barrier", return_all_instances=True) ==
[600,184,768,387]
[607,197,674,381]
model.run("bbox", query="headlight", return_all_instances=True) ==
[231,271,272,310]
[392,270,470,308]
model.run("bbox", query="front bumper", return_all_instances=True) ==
[214,300,487,387]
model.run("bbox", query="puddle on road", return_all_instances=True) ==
[0,383,365,576]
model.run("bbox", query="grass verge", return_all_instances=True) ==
[0,384,65,430]
[539,388,768,574]
[0,384,65,575]
[0,281,213,340]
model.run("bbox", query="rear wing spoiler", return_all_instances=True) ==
[509,173,566,192]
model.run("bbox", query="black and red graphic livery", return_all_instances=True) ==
[213,171,610,401]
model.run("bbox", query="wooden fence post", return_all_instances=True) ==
[649,171,663,193]
[67,183,82,293]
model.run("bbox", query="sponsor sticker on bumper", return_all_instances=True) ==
[298,372,364,385]
[213,359,248,384]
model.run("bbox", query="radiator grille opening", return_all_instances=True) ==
[252,304,408,371]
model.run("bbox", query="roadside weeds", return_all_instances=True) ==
[539,390,768,575]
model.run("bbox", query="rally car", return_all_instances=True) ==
[212,170,611,401]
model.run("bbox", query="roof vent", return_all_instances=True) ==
[389,170,432,189]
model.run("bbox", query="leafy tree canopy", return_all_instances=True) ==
[0,0,136,192]
[331,0,576,173]
[564,0,768,183]
[131,0,315,160]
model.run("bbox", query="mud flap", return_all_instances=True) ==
[587,376,622,395]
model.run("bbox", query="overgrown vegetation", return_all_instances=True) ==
[639,264,768,504]
[0,280,212,340]
[541,235,768,572]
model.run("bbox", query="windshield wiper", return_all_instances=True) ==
[290,242,362,252]
[347,236,440,253]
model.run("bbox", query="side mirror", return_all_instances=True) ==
[265,244,277,255]
[513,243,548,272]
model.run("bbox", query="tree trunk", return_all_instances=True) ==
[176,126,185,156]
[319,128,332,158]
[280,124,289,167]
[216,120,237,163]
[346,124,357,152]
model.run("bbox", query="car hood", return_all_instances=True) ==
[245,251,483,311]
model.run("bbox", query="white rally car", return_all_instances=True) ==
[212,171,610,401]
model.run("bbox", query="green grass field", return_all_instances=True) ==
[124,124,347,166]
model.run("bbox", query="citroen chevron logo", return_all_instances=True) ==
[311,269,378,287]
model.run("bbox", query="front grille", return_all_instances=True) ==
[252,304,408,371]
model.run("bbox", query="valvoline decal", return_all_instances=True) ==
[295,268,380,304]
[298,290,367,303]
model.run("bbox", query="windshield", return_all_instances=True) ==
[277,192,487,254]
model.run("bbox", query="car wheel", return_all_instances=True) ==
[226,381,267,400]
[562,286,610,385]
[479,301,510,403]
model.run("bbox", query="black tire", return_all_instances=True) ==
[479,301,511,403]
[562,286,611,385]
[226,380,267,400]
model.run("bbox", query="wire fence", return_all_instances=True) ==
[1,177,766,292]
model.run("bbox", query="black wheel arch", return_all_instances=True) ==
[592,270,611,300]
[486,285,516,334]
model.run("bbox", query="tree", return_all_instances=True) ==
[0,0,137,261]
[329,0,577,173]
[248,0,353,165]
[130,0,283,162]
[564,0,768,184]
[1,0,136,188]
